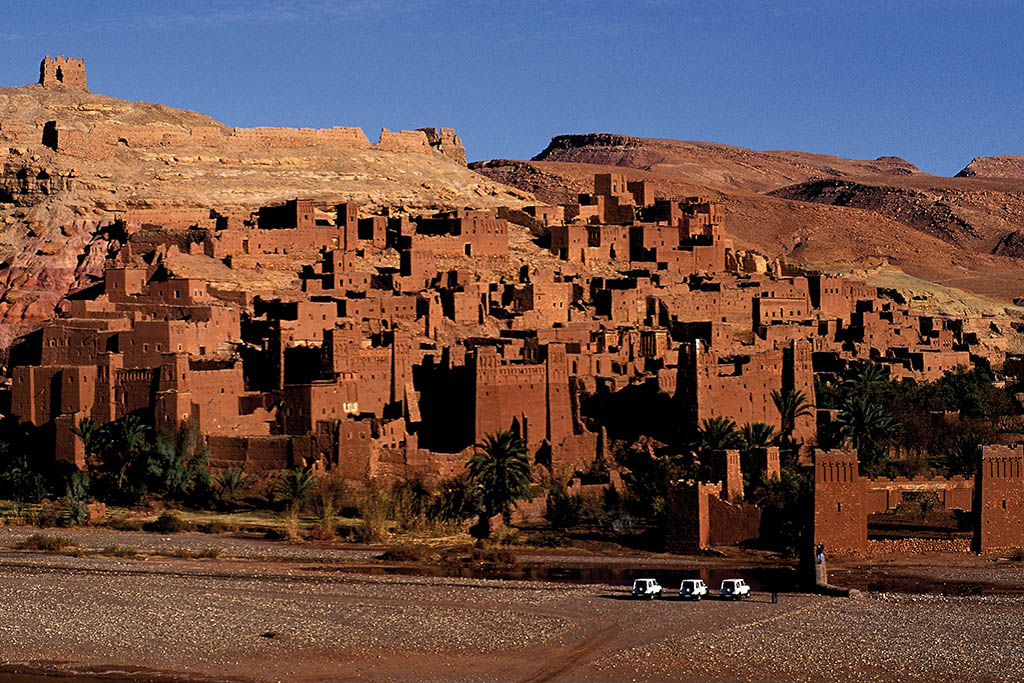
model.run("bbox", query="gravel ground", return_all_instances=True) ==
[1,546,1022,682]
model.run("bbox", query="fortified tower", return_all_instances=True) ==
[39,56,88,89]
[973,444,1024,552]
[813,449,867,552]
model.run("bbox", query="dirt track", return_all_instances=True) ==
[1,541,1023,682]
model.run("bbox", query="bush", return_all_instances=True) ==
[307,522,337,541]
[491,527,521,546]
[468,547,517,565]
[144,512,192,533]
[545,487,583,531]
[27,506,63,529]
[530,532,567,548]
[356,486,390,543]
[100,545,141,559]
[15,533,77,552]
[378,544,439,562]
[107,517,144,531]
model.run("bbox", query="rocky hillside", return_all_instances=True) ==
[0,81,531,347]
[473,135,1024,305]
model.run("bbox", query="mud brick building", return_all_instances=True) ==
[7,166,1024,551]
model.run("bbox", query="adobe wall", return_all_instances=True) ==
[707,495,761,546]
[813,449,867,552]
[665,482,712,552]
[865,475,974,514]
[473,347,550,450]
[974,444,1024,552]
[207,435,295,472]
[227,126,370,149]
[683,339,815,443]
[375,128,431,154]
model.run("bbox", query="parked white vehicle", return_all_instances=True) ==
[678,579,708,601]
[719,578,751,600]
[632,578,662,600]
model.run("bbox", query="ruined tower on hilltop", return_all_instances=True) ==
[39,56,87,89]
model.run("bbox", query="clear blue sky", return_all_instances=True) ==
[1,1,1021,175]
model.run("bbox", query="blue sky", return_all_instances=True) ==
[1,1,1021,174]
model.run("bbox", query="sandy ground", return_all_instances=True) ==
[0,529,1022,682]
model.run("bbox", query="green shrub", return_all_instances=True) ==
[100,545,141,559]
[15,533,77,552]
[144,512,192,533]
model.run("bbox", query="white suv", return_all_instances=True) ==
[632,578,662,600]
[679,579,708,601]
[719,578,751,600]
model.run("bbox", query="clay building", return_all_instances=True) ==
[9,173,1024,550]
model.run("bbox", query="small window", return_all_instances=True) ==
[837,502,842,513]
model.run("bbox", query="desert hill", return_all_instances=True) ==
[531,133,921,192]
[474,134,1024,305]
[0,78,531,346]
[956,155,1024,179]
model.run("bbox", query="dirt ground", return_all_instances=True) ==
[0,528,1022,682]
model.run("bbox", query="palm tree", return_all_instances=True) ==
[71,417,101,466]
[467,429,532,526]
[739,422,779,491]
[697,417,743,452]
[273,467,316,512]
[112,414,149,490]
[692,417,743,482]
[944,432,981,477]
[834,395,899,474]
[215,467,251,509]
[771,388,813,440]
[148,422,211,501]
[843,360,888,395]
[740,422,778,453]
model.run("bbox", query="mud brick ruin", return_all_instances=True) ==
[39,56,88,89]
[4,58,1024,554]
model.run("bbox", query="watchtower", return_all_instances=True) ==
[813,448,867,552]
[39,56,88,89]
